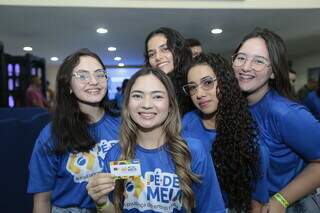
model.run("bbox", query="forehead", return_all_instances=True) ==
[131,74,167,93]
[73,56,102,72]
[188,64,215,81]
[238,37,270,59]
[147,34,167,49]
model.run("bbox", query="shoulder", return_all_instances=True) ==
[258,90,308,118]
[31,122,55,154]
[182,110,201,128]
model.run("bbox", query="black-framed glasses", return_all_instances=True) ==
[232,53,270,71]
[72,69,108,82]
[182,76,217,96]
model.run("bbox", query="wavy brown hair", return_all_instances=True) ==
[186,53,260,212]
[113,67,200,212]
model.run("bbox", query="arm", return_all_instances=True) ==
[264,107,320,212]
[264,160,320,213]
[86,173,116,213]
[33,192,51,213]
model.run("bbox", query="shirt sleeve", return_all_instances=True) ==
[27,125,59,193]
[189,139,226,213]
[278,106,320,160]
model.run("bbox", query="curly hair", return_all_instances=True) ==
[144,27,194,115]
[113,67,200,212]
[52,48,117,154]
[186,53,260,212]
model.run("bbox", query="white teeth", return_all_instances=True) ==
[86,89,100,94]
[157,62,168,68]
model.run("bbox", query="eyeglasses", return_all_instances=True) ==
[182,76,216,96]
[232,53,270,71]
[72,69,108,82]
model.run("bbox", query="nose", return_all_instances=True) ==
[142,96,153,109]
[88,74,98,85]
[241,58,252,72]
[195,86,206,99]
[155,51,163,61]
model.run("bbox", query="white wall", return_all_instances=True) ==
[46,64,59,91]
[292,51,320,91]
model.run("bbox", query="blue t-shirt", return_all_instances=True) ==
[250,89,320,196]
[27,113,120,209]
[182,110,269,204]
[105,138,226,213]
[181,110,216,152]
[304,91,320,120]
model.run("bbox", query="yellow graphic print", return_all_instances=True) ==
[67,152,96,174]
[125,176,146,198]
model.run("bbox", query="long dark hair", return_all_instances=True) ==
[52,48,116,154]
[144,27,193,115]
[233,27,296,101]
[113,67,200,212]
[187,53,260,212]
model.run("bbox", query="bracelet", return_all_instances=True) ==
[96,201,108,212]
[273,193,290,208]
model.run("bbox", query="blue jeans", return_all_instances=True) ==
[287,192,320,213]
[52,206,97,213]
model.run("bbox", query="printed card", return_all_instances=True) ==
[109,159,142,179]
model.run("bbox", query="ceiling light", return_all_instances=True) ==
[108,47,116,51]
[96,28,108,34]
[114,57,121,61]
[211,28,223,34]
[50,57,59,61]
[23,46,33,51]
[118,63,124,67]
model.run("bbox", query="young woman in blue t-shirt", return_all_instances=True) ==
[27,49,120,212]
[86,68,225,213]
[232,27,320,212]
[182,53,267,212]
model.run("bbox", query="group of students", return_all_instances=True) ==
[27,26,320,213]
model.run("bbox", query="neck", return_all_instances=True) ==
[79,102,104,123]
[137,127,165,149]
[247,84,270,105]
[201,112,216,129]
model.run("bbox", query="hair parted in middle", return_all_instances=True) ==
[144,27,194,115]
[113,67,200,212]
[233,27,296,101]
[186,53,260,212]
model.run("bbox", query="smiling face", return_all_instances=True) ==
[187,64,219,115]
[147,34,174,74]
[128,74,169,132]
[233,37,274,103]
[70,56,107,106]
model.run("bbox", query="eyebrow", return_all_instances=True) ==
[75,69,105,73]
[188,76,215,84]
[147,43,167,53]
[237,52,269,60]
[131,90,166,95]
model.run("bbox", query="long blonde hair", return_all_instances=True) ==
[113,68,200,212]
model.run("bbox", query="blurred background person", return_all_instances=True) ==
[186,38,203,58]
[26,76,50,108]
